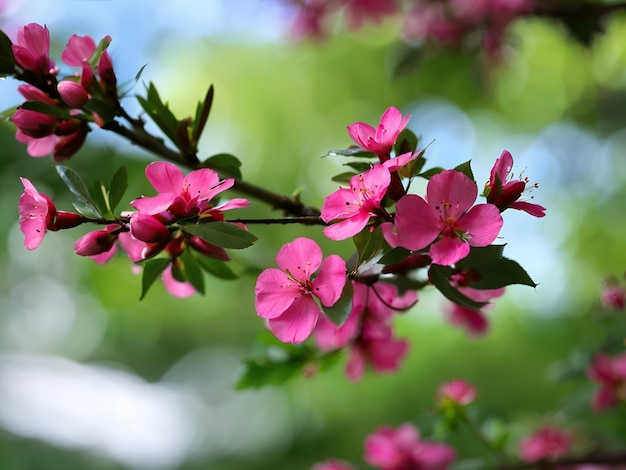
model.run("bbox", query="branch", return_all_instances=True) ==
[498,450,626,470]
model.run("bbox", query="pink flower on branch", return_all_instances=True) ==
[485,150,545,217]
[364,423,456,470]
[587,352,626,411]
[255,237,346,344]
[347,106,410,160]
[436,379,476,406]
[12,23,56,76]
[384,170,503,266]
[321,164,390,240]
[601,284,626,310]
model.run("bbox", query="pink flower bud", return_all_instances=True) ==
[129,213,170,244]
[437,379,476,406]
[518,426,572,463]
[74,229,117,257]
[50,211,84,230]
[58,80,89,108]
[601,285,626,310]
[12,109,57,138]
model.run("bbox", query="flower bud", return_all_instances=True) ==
[58,80,89,108]
[50,211,84,230]
[130,213,170,243]
[74,229,117,256]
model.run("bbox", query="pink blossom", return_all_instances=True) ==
[17,84,57,105]
[437,379,476,406]
[364,423,456,470]
[12,108,57,138]
[255,237,346,343]
[129,213,171,244]
[601,285,625,310]
[18,177,56,250]
[518,426,572,462]
[403,3,465,44]
[73,228,118,261]
[15,131,58,157]
[587,352,626,411]
[347,107,411,159]
[62,34,97,66]
[162,263,197,298]
[485,150,545,217]
[385,170,503,266]
[321,164,390,240]
[343,0,398,29]
[311,459,354,470]
[12,23,55,76]
[346,335,409,382]
[447,303,490,337]
[57,80,89,108]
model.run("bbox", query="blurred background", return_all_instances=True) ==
[1,0,626,468]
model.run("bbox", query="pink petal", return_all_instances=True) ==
[61,34,96,66]
[394,194,441,250]
[509,201,546,218]
[323,211,371,240]
[215,198,250,211]
[456,204,503,247]
[368,337,409,374]
[430,237,470,265]
[183,168,222,200]
[255,268,301,319]
[376,106,410,146]
[145,161,183,193]
[321,188,360,222]
[311,254,346,306]
[162,265,197,298]
[313,309,360,351]
[345,348,367,382]
[267,295,320,343]
[347,122,375,149]
[275,237,322,282]
[490,150,513,186]
[426,170,477,216]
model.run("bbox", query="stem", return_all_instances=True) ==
[226,216,324,225]
[461,413,508,466]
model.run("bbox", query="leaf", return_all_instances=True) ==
[387,42,425,78]
[180,250,205,295]
[21,101,72,120]
[323,147,377,159]
[72,200,103,219]
[108,166,128,212]
[353,226,384,266]
[456,245,537,289]
[0,30,15,76]
[134,64,148,82]
[192,84,214,143]
[140,258,170,300]
[87,35,112,68]
[90,180,110,217]
[236,357,304,390]
[321,279,353,326]
[343,161,372,173]
[429,264,487,310]
[56,165,103,217]
[418,167,445,180]
[394,128,419,155]
[197,257,238,280]
[136,82,180,146]
[181,222,257,249]
[83,98,118,123]
[331,172,358,184]
[383,276,428,296]
[379,247,411,265]
[454,160,475,183]
[204,153,242,179]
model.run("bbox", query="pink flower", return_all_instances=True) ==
[518,426,572,462]
[601,285,626,310]
[437,379,476,406]
[346,335,409,382]
[131,162,248,219]
[57,80,89,108]
[343,0,398,29]
[364,423,456,470]
[18,177,57,250]
[321,164,390,240]
[347,107,410,159]
[129,213,171,244]
[12,23,55,76]
[587,352,626,411]
[447,304,490,336]
[62,34,97,66]
[485,150,545,217]
[311,459,354,470]
[385,170,503,266]
[255,237,346,343]
[73,228,118,260]
[12,108,57,138]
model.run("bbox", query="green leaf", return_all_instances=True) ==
[56,165,103,217]
[0,30,15,76]
[87,35,112,68]
[204,153,242,179]
[379,247,411,265]
[180,250,205,295]
[181,222,257,249]
[20,101,72,120]
[235,357,303,390]
[429,264,487,310]
[394,128,419,155]
[197,257,238,280]
[353,226,384,266]
[343,161,372,173]
[140,258,170,300]
[90,180,110,217]
[83,98,118,123]
[72,200,103,219]
[108,166,128,212]
[331,172,358,184]
[454,160,475,183]
[456,245,537,289]
[0,105,19,119]
[192,84,214,143]
[418,167,445,180]
[134,64,148,82]
[382,276,428,296]
[321,279,353,326]
[323,147,377,159]
[136,82,180,146]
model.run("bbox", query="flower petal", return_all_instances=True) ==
[275,237,322,282]
[430,237,470,266]
[145,161,183,193]
[456,203,503,247]
[426,170,477,216]
[255,268,300,319]
[394,194,441,250]
[267,295,320,343]
[311,254,346,306]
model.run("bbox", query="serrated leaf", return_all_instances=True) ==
[323,147,377,159]
[204,153,242,179]
[379,247,411,265]
[331,172,358,184]
[108,166,128,212]
[418,167,445,180]
[429,264,487,310]
[235,358,303,390]
[0,30,15,76]
[454,160,475,183]
[56,165,103,217]
[192,84,214,143]
[140,258,170,300]
[321,279,353,326]
[197,257,238,280]
[181,222,257,249]
[353,226,384,266]
[180,250,205,295]
[21,101,72,120]
[394,128,419,155]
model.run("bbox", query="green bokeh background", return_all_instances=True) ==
[1,2,625,469]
